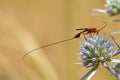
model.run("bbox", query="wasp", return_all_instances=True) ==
[23,22,107,59]
[74,22,107,39]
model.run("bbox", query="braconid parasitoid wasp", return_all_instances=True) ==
[23,22,107,59]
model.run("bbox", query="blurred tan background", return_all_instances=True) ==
[0,0,120,80]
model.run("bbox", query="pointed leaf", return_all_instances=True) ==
[80,66,98,80]
[111,59,120,63]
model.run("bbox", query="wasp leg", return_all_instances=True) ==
[83,33,87,40]
[89,33,92,37]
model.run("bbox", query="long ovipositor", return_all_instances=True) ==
[23,21,107,59]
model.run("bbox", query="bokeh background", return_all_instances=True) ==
[0,0,120,80]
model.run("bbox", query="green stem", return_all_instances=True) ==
[103,62,120,79]
[80,65,98,80]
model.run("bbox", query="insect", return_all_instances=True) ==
[23,22,107,59]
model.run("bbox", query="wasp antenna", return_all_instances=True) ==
[99,21,107,31]
[76,28,87,30]
[23,37,75,59]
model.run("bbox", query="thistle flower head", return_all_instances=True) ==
[93,0,120,16]
[78,34,120,80]
[106,0,120,15]
[80,35,114,68]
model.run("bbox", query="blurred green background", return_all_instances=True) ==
[0,0,120,80]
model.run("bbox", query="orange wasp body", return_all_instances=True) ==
[74,28,99,38]
[23,22,107,59]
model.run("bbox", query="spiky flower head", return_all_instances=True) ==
[80,35,114,68]
[106,0,120,15]
[93,0,120,16]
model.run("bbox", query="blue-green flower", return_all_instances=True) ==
[78,35,120,80]
[106,0,120,15]
[93,0,120,16]
[80,35,114,68]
